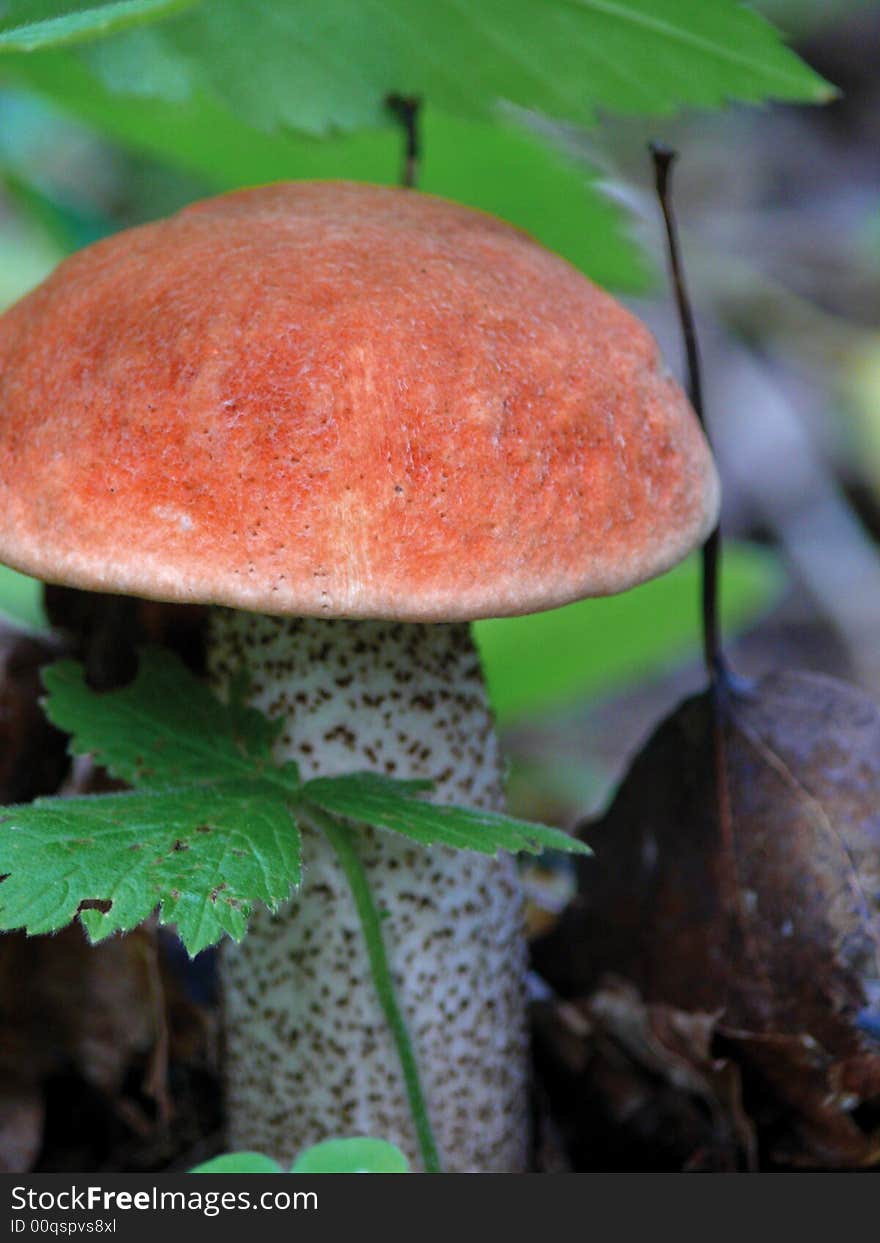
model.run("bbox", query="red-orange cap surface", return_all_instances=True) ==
[0,182,719,622]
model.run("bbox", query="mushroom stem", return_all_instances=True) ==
[207,609,529,1173]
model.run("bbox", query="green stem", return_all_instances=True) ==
[308,805,442,1174]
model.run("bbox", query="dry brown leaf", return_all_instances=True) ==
[532,978,751,1171]
[0,622,214,1171]
[0,916,218,1171]
[534,670,880,1167]
[0,925,158,1093]
[0,1073,44,1173]
[715,1025,880,1168]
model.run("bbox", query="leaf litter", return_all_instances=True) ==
[533,669,880,1169]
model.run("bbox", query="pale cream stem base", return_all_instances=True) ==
[208,610,529,1172]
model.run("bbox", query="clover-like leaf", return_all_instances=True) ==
[191,1152,283,1174]
[289,1137,410,1174]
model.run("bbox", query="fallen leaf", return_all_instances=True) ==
[0,1073,44,1173]
[534,670,880,1167]
[532,978,750,1171]
[714,1025,880,1168]
[0,625,215,1171]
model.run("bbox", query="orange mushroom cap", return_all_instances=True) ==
[0,182,718,622]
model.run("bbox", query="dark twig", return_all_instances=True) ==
[652,145,751,950]
[386,93,422,189]
[650,143,727,687]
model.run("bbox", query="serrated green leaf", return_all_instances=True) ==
[0,1,829,299]
[302,772,590,857]
[0,780,302,954]
[289,1137,410,1173]
[1,0,832,137]
[43,647,292,789]
[0,645,585,951]
[191,1152,283,1174]
[0,648,306,953]
[0,0,199,52]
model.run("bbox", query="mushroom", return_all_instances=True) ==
[0,182,719,1171]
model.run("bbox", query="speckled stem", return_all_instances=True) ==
[207,611,529,1173]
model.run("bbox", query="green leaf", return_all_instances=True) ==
[302,772,590,858]
[0,0,832,136]
[289,1137,410,1174]
[0,2,831,298]
[191,1137,411,1173]
[0,648,304,954]
[191,1152,283,1174]
[0,780,302,954]
[0,0,200,52]
[0,646,585,951]
[475,542,784,725]
[43,647,290,789]
[0,1,829,296]
[0,565,50,631]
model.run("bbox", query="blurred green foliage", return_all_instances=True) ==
[0,564,50,631]
[475,543,783,724]
[0,92,651,290]
[0,2,198,52]
[0,0,829,289]
[0,193,63,305]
